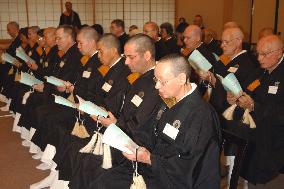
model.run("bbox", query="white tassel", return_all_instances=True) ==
[242,109,256,128]
[130,175,147,189]
[22,90,33,104]
[71,120,90,138]
[102,144,112,169]
[79,132,98,153]
[93,133,103,155]
[130,161,147,189]
[222,104,237,120]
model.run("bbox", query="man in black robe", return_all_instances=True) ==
[51,34,162,189]
[59,1,81,31]
[93,54,221,189]
[110,19,129,53]
[226,35,284,188]
[160,22,179,54]
[0,22,21,110]
[143,21,170,60]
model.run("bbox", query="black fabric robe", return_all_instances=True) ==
[236,56,284,184]
[205,39,223,56]
[59,11,81,29]
[54,69,162,189]
[118,33,129,54]
[155,39,170,61]
[163,37,180,54]
[92,87,221,189]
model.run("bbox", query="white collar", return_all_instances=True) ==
[177,83,197,102]
[231,50,246,61]
[110,56,122,68]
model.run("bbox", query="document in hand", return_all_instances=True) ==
[53,94,77,108]
[188,49,212,72]
[20,72,43,87]
[16,46,35,64]
[216,73,242,96]
[1,53,16,65]
[77,95,108,118]
[46,76,65,86]
[102,123,139,154]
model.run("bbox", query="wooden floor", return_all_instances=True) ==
[0,102,49,189]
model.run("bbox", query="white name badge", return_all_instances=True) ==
[28,51,32,56]
[268,86,278,94]
[102,82,112,92]
[163,123,179,140]
[131,95,143,107]
[59,61,65,68]
[44,62,48,67]
[228,67,238,73]
[82,71,91,78]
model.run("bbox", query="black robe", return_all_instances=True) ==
[205,39,223,57]
[118,33,129,54]
[163,37,180,54]
[59,11,81,29]
[210,51,256,114]
[92,86,221,189]
[155,39,170,61]
[56,69,162,189]
[238,56,284,184]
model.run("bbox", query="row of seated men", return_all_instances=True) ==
[0,19,283,189]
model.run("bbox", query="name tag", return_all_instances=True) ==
[102,82,112,92]
[131,95,143,107]
[82,71,91,78]
[268,86,278,94]
[163,123,179,140]
[28,51,32,56]
[59,61,65,68]
[44,62,48,67]
[228,67,238,73]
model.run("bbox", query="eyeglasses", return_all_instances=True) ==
[122,54,139,60]
[257,48,282,58]
[221,38,239,45]
[153,76,176,86]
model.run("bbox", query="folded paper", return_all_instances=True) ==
[77,95,108,117]
[53,94,77,108]
[188,49,212,72]
[102,123,139,154]
[1,53,16,65]
[46,76,65,86]
[20,72,43,87]
[16,46,35,63]
[216,73,242,96]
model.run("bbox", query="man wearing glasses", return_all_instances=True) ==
[93,54,221,189]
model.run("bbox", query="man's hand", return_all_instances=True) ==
[237,92,254,111]
[27,61,38,70]
[57,85,66,92]
[14,60,22,68]
[92,111,117,127]
[227,91,239,105]
[123,147,152,165]
[33,83,44,92]
[64,81,74,93]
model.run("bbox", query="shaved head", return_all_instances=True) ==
[223,27,244,41]
[223,21,239,30]
[183,25,202,51]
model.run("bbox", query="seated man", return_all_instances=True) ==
[93,54,221,189]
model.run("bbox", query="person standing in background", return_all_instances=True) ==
[59,1,81,31]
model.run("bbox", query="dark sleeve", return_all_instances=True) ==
[59,14,64,25]
[150,108,217,189]
[74,12,81,28]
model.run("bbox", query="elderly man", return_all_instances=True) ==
[0,22,21,108]
[92,54,221,189]
[143,21,169,60]
[227,35,284,188]
[110,19,129,53]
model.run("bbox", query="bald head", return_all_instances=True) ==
[183,25,202,51]
[44,27,56,48]
[223,27,244,41]
[79,26,99,42]
[258,27,274,40]
[143,21,159,40]
[257,35,283,52]
[158,54,191,80]
[257,35,283,72]
[98,33,121,55]
[223,21,239,30]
